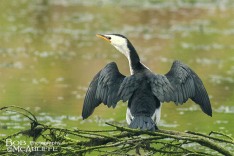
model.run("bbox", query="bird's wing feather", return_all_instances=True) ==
[151,60,212,116]
[150,74,175,102]
[82,62,125,119]
[118,75,142,102]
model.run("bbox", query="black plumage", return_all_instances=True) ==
[82,34,212,131]
[82,62,125,119]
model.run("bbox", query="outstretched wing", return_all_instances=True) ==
[151,60,212,116]
[82,62,125,119]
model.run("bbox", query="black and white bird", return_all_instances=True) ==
[82,34,212,131]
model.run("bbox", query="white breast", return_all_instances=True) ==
[126,108,133,125]
[151,104,162,124]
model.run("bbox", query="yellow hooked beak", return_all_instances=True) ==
[96,34,111,43]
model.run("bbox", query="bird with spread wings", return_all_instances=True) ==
[82,34,212,131]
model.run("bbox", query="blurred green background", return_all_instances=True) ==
[0,0,233,137]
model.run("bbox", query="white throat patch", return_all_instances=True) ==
[104,34,134,74]
[105,35,130,59]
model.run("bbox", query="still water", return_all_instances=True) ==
[0,0,233,136]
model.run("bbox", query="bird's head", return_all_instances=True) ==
[96,34,134,59]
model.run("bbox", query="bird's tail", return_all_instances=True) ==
[129,116,157,131]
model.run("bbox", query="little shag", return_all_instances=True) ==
[82,34,212,131]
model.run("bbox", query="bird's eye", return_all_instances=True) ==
[107,37,111,40]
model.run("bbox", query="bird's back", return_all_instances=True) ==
[128,79,160,116]
[127,72,161,131]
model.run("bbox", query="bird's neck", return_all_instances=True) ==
[127,43,145,75]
